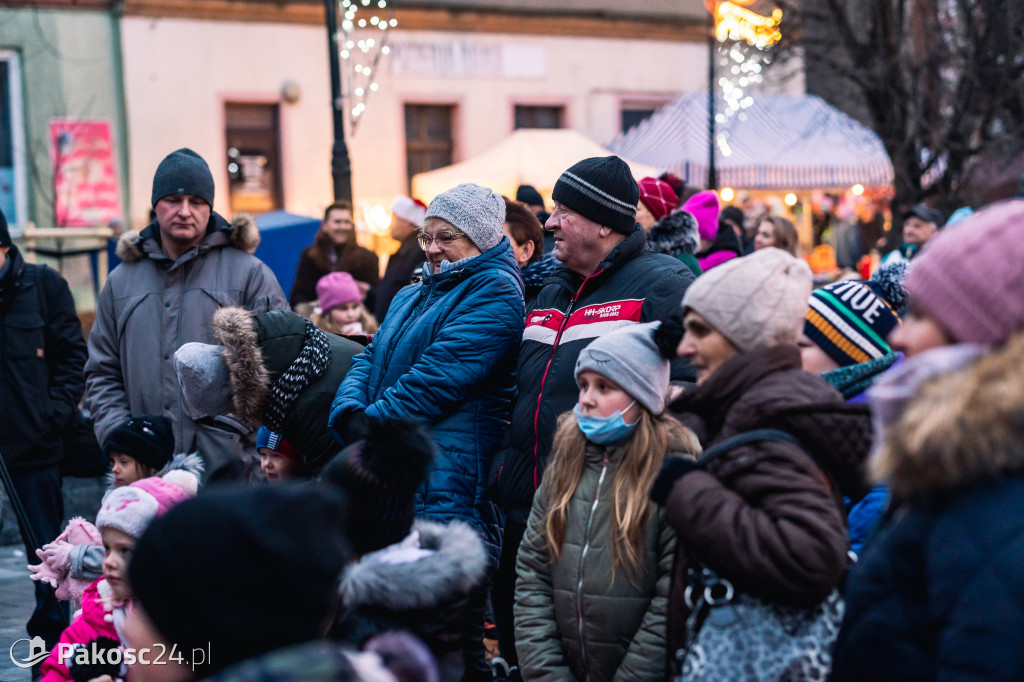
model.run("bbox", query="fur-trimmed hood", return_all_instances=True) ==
[211,306,271,429]
[115,212,261,264]
[873,332,1024,502]
[339,520,487,611]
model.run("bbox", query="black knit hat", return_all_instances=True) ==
[151,148,215,207]
[516,184,544,207]
[551,156,639,234]
[128,485,350,677]
[321,417,435,556]
[103,414,175,471]
[0,207,10,248]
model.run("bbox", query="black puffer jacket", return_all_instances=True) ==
[492,226,695,521]
[0,246,87,469]
[374,235,424,322]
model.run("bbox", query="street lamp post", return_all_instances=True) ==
[325,0,353,202]
[707,8,718,191]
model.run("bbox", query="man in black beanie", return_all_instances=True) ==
[489,156,696,677]
[85,149,287,482]
[126,485,355,678]
[0,207,87,653]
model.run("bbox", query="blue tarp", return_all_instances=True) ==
[253,210,320,301]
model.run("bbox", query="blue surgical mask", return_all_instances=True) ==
[573,401,638,445]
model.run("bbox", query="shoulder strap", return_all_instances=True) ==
[695,428,804,467]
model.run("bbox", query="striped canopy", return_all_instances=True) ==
[607,92,893,190]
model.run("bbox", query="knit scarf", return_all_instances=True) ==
[264,322,331,432]
[821,352,900,400]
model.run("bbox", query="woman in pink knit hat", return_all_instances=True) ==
[688,191,741,271]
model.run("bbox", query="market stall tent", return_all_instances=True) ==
[607,92,894,190]
[411,128,662,202]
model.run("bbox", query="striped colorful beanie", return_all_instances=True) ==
[803,261,908,367]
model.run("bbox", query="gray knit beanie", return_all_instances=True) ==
[574,321,669,415]
[151,148,215,207]
[424,183,505,252]
[683,247,812,353]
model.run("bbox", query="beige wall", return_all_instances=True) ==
[122,16,800,234]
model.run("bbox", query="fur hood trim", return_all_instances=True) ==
[648,209,701,256]
[873,332,1024,501]
[114,213,260,264]
[339,520,487,610]
[212,306,270,429]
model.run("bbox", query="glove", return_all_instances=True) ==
[649,457,700,506]
[28,548,66,588]
[41,540,74,570]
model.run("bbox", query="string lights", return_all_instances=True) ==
[711,1,782,156]
[337,0,396,134]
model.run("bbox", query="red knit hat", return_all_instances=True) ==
[637,177,679,222]
[905,199,1024,346]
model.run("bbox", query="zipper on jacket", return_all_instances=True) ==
[530,270,605,489]
[575,451,609,682]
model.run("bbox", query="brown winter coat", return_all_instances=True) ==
[661,345,872,668]
[289,233,380,307]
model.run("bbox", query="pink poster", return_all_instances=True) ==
[50,118,122,227]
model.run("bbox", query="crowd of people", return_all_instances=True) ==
[1,144,1023,682]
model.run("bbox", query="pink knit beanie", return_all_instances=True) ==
[96,470,199,539]
[317,272,362,313]
[684,190,721,242]
[905,199,1024,346]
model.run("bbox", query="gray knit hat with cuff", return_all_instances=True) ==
[551,156,639,234]
[151,148,215,207]
[424,183,505,252]
[574,321,670,415]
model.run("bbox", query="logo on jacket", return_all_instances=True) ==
[583,304,622,318]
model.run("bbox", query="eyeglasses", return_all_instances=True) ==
[418,231,468,249]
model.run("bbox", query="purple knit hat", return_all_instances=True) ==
[317,272,362,313]
[905,199,1024,346]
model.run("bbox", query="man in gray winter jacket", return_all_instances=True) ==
[85,148,287,480]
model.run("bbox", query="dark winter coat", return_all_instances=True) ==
[290,237,380,307]
[660,345,872,669]
[515,442,676,682]
[832,336,1024,682]
[335,520,488,680]
[374,234,425,322]
[330,239,525,561]
[212,308,364,476]
[0,246,87,470]
[85,214,287,456]
[492,226,695,522]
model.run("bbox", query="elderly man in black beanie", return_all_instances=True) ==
[0,207,87,654]
[489,156,696,677]
[85,148,287,483]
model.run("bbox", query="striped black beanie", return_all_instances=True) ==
[551,156,639,234]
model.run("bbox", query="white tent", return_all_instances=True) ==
[411,128,661,202]
[607,92,894,190]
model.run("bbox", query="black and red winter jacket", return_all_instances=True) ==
[490,226,695,521]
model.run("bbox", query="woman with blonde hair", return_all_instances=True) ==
[754,215,800,255]
[515,322,699,682]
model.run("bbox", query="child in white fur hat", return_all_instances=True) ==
[38,468,199,682]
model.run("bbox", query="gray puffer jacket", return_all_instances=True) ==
[515,442,676,682]
[85,214,287,475]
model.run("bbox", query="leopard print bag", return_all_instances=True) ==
[674,429,846,681]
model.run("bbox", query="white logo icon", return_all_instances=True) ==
[10,635,49,668]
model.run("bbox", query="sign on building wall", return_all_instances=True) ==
[389,42,546,79]
[49,118,122,227]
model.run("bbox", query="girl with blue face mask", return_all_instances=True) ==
[514,322,700,682]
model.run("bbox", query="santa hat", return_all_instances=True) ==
[391,196,427,227]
